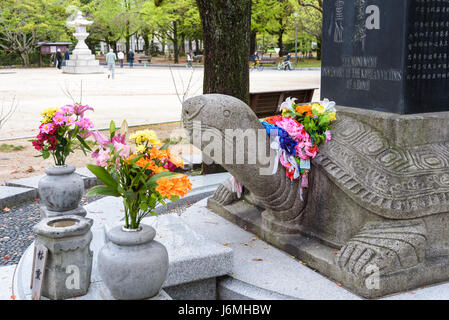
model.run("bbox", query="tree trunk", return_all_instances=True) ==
[195,39,200,54]
[21,52,29,67]
[316,36,322,61]
[196,0,251,174]
[249,30,257,55]
[172,20,179,64]
[278,24,285,56]
[196,0,251,104]
[125,22,131,54]
[143,32,150,56]
[180,33,186,56]
[188,39,193,52]
[161,33,166,55]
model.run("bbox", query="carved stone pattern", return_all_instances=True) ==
[314,115,449,218]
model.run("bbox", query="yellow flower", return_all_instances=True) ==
[312,104,325,114]
[329,112,337,121]
[135,144,146,154]
[41,107,59,123]
[129,129,161,145]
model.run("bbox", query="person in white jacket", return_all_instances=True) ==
[186,52,193,68]
[117,50,125,68]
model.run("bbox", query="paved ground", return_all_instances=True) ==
[0,67,320,139]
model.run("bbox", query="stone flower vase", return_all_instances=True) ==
[33,215,93,300]
[38,164,86,218]
[98,224,169,300]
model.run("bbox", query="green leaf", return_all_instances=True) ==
[159,142,170,150]
[86,185,121,197]
[87,164,118,189]
[109,120,116,139]
[119,120,128,137]
[124,190,137,201]
[76,135,92,152]
[139,202,148,212]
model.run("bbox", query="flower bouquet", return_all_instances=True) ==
[87,121,192,299]
[260,98,337,199]
[86,121,192,230]
[31,104,94,165]
[30,103,95,217]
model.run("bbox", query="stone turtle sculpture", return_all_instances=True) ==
[182,94,449,298]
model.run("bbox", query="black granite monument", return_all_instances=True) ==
[321,0,449,114]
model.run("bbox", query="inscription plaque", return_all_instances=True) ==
[321,0,449,114]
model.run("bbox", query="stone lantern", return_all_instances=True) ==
[63,11,104,74]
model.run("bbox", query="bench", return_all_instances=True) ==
[259,57,279,64]
[137,56,151,63]
[193,55,203,63]
[249,88,317,118]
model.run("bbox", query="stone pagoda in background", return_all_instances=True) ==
[63,11,104,74]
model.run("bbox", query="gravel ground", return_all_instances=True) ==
[0,194,104,266]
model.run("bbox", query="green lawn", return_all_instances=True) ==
[261,58,321,69]
[295,59,322,68]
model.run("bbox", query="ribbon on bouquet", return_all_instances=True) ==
[269,130,300,180]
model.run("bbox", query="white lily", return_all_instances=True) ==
[279,97,297,112]
[321,98,336,113]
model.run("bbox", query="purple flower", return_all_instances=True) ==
[325,130,332,142]
[112,133,126,145]
[91,131,110,147]
[61,105,74,115]
[73,104,94,117]
[53,112,65,125]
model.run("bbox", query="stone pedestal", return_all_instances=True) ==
[63,52,104,74]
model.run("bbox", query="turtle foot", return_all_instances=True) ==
[336,220,427,277]
[212,184,239,205]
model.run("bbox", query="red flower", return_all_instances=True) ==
[48,136,57,146]
[163,159,177,172]
[264,115,283,125]
[32,140,43,151]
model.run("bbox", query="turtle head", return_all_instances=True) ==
[182,94,262,151]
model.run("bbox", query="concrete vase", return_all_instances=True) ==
[33,215,93,300]
[38,164,86,218]
[98,224,169,300]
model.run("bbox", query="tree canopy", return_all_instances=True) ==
[0,0,323,66]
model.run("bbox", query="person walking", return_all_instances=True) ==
[56,49,63,69]
[63,49,70,67]
[127,50,134,68]
[186,52,193,68]
[106,48,117,79]
[117,50,125,68]
[284,52,292,71]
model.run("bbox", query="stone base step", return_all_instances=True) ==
[65,60,100,67]
[217,277,298,300]
[62,66,104,74]
[69,54,96,60]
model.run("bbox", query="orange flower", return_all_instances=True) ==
[149,147,170,161]
[126,154,168,173]
[156,175,192,198]
[148,147,184,168]
[263,115,283,125]
[295,105,313,115]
